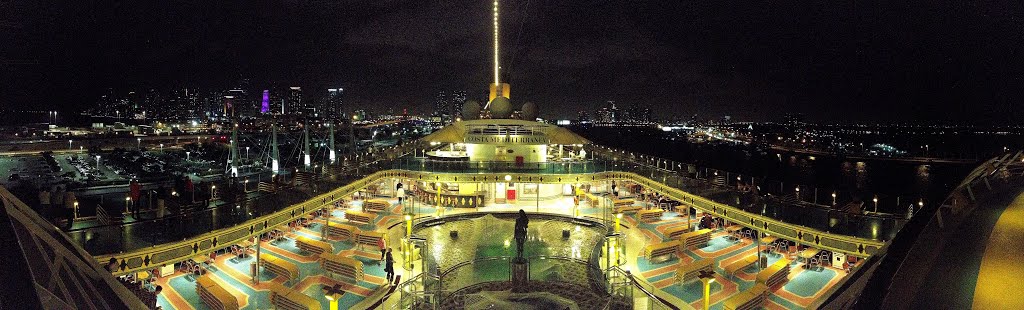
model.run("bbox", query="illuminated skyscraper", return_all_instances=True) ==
[324,88,344,120]
[261,90,270,114]
[577,110,590,123]
[288,87,304,116]
[451,90,467,119]
[434,91,448,116]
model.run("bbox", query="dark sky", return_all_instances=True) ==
[3,0,1024,123]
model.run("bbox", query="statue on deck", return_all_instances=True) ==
[514,209,529,261]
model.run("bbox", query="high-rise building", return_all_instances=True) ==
[165,88,200,121]
[269,89,285,115]
[577,110,590,123]
[639,107,652,123]
[608,101,619,123]
[227,88,247,117]
[626,104,640,123]
[353,109,368,121]
[784,113,805,127]
[593,101,622,123]
[595,107,611,123]
[261,90,270,114]
[288,87,306,116]
[434,91,448,117]
[324,88,344,120]
[451,90,467,119]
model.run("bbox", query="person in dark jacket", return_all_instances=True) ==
[384,248,395,282]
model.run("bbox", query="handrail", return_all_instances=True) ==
[434,255,608,300]
[608,265,679,310]
[0,186,150,309]
[82,139,904,273]
[411,211,610,232]
[829,154,1015,308]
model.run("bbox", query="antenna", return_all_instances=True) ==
[493,0,500,85]
[487,0,510,103]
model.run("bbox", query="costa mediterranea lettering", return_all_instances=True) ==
[464,134,548,144]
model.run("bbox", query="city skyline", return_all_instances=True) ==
[4,1,1023,124]
[1,2,1023,309]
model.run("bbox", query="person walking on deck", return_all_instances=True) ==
[384,248,395,283]
[377,237,387,265]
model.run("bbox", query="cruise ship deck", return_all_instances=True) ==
[5,118,963,310]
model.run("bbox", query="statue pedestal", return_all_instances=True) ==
[510,258,529,292]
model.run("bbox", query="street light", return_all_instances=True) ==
[245,146,250,158]
[159,143,164,152]
[873,196,878,213]
[137,137,141,148]
[68,139,72,150]
[831,192,837,205]
[186,151,190,161]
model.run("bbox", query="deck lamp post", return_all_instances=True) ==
[323,284,344,310]
[124,196,131,215]
[831,192,837,206]
[405,214,413,237]
[873,196,878,212]
[698,270,716,310]
[615,212,622,233]
[795,186,800,201]
[404,214,413,271]
[73,201,79,220]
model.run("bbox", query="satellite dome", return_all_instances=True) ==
[521,101,538,120]
[488,96,512,118]
[462,100,481,120]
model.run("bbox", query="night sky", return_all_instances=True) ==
[3,1,1023,123]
